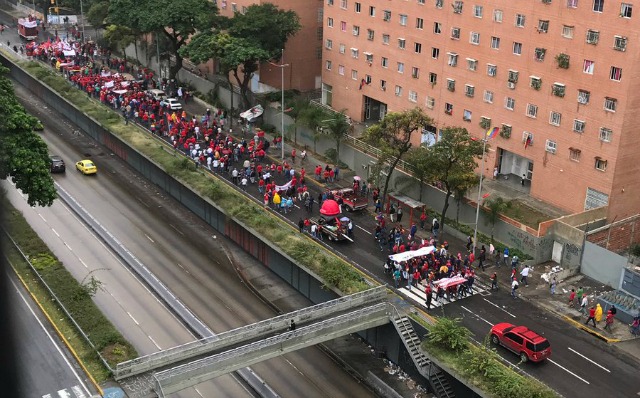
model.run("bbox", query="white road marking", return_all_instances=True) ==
[78,258,88,269]
[568,347,610,373]
[71,385,87,398]
[52,228,60,237]
[145,234,155,243]
[148,336,162,350]
[42,394,53,398]
[39,213,47,222]
[127,312,140,326]
[483,298,517,318]
[461,305,494,326]
[63,242,73,251]
[177,263,190,274]
[57,389,71,398]
[548,359,590,384]
[356,225,372,234]
[169,223,185,236]
[194,388,204,397]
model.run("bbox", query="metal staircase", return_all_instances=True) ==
[392,315,455,398]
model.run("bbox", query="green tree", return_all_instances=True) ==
[484,197,511,242]
[86,1,110,34]
[102,25,136,62]
[298,104,330,153]
[284,97,312,145]
[107,0,219,80]
[424,127,484,238]
[395,145,431,202]
[362,108,433,205]
[321,111,351,161]
[0,67,56,207]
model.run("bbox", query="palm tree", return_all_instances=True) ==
[321,111,351,161]
[484,196,511,242]
[394,145,430,202]
[298,105,329,153]
[285,97,312,145]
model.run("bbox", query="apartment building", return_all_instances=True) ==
[321,0,640,219]
[217,0,323,92]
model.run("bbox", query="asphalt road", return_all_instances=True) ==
[11,78,375,396]
[7,270,93,398]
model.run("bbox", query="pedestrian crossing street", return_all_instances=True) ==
[398,278,494,309]
[42,385,89,398]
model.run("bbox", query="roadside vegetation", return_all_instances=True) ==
[2,199,137,381]
[423,318,559,398]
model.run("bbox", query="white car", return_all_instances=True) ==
[166,98,182,110]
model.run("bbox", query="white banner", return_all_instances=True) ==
[388,246,436,263]
[274,180,292,192]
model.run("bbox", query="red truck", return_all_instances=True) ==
[18,17,38,41]
[331,188,368,212]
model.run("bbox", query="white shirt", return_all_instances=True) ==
[241,178,248,186]
[521,267,530,277]
[512,280,519,289]
[232,169,238,177]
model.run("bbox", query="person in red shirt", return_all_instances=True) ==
[315,165,322,180]
[276,164,283,175]
[300,167,306,179]
[568,289,576,307]
[291,148,296,163]
[585,306,597,327]
[258,178,265,193]
[425,284,433,309]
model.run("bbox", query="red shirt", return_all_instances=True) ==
[589,308,596,317]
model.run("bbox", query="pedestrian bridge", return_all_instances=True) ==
[115,286,390,397]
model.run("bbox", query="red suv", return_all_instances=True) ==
[490,323,551,363]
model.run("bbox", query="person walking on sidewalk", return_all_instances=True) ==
[520,265,530,287]
[503,247,510,267]
[478,245,486,271]
[425,284,433,309]
[585,306,597,327]
[568,288,576,307]
[579,294,589,315]
[550,276,557,295]
[604,310,615,332]
[490,272,498,290]
[511,278,519,299]
[595,303,603,324]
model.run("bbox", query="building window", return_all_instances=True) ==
[586,29,599,44]
[610,67,622,81]
[595,158,607,171]
[434,22,442,34]
[567,0,578,7]
[436,0,443,8]
[537,20,549,33]
[445,103,454,115]
[395,85,403,96]
[474,5,483,17]
[621,3,633,18]
[352,26,360,36]
[412,67,420,79]
[369,5,375,16]
[614,36,628,51]
[491,36,500,49]
[513,42,522,55]
[523,131,534,146]
[604,97,617,112]
[380,80,387,91]
[351,48,359,58]
[526,103,538,118]
[569,148,581,162]
[325,60,332,70]
[530,76,542,90]
[447,52,458,66]
[325,39,333,49]
[487,64,497,77]
[484,90,494,103]
[505,97,515,110]
[545,140,557,154]
[354,2,361,12]
[327,0,334,5]
[416,17,424,29]
[328,17,334,28]
[515,14,526,27]
[365,53,373,63]
[340,21,346,31]
[340,0,347,9]
[453,1,463,13]
[593,0,604,12]
[573,119,586,133]
[465,84,475,97]
[493,9,503,22]
[338,44,346,54]
[578,90,590,104]
[317,27,324,40]
[508,70,519,83]
[451,27,461,39]
[400,14,408,26]
[470,32,480,45]
[367,29,375,40]
[418,0,425,4]
[467,58,477,71]
[432,48,440,59]
[426,96,435,109]
[397,62,405,73]
[338,65,345,75]
[599,127,612,142]
[446,78,456,91]
[501,124,512,136]
[551,83,565,97]
[398,38,406,49]
[562,25,574,38]
[429,73,438,84]
[318,8,324,23]
[382,34,390,44]
[534,48,546,61]
[463,109,472,121]
[383,10,391,22]
[409,90,418,102]
[583,60,595,74]
[414,42,422,53]
[549,111,562,126]
[351,69,358,80]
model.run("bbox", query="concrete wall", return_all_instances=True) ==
[621,268,640,299]
[581,242,626,288]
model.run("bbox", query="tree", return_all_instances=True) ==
[180,3,301,109]
[284,97,312,145]
[86,1,110,35]
[362,108,433,206]
[297,104,329,153]
[484,197,511,242]
[102,25,136,62]
[321,111,351,161]
[424,127,485,238]
[0,67,56,207]
[395,145,431,202]
[107,0,219,80]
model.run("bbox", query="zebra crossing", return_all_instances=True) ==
[398,278,494,309]
[42,385,89,398]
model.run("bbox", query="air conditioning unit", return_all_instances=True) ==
[507,82,516,89]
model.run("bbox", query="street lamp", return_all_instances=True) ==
[79,0,85,41]
[472,137,488,256]
[270,49,289,159]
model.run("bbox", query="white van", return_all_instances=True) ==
[147,89,167,101]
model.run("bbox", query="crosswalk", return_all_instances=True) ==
[42,385,89,398]
[398,279,494,309]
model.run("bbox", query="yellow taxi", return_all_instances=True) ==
[75,159,97,175]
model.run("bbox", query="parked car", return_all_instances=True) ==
[147,89,167,101]
[166,98,182,110]
[490,323,551,362]
[49,155,65,173]
[75,159,97,175]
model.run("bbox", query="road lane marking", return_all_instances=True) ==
[127,312,139,326]
[461,305,494,326]
[483,298,516,318]
[148,336,162,350]
[169,223,185,236]
[548,359,590,384]
[57,389,71,398]
[71,385,88,398]
[52,228,60,237]
[356,225,372,234]
[39,213,46,222]
[194,388,204,397]
[177,263,190,274]
[568,347,610,373]
[145,234,155,243]
[79,258,88,269]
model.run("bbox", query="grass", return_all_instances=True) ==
[3,202,137,381]
[501,199,551,229]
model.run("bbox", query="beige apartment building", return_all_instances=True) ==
[217,0,323,92]
[321,0,640,219]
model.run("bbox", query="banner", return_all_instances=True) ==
[274,180,292,192]
[388,246,436,263]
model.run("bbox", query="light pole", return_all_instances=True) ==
[472,137,488,256]
[270,49,289,159]
[79,0,85,41]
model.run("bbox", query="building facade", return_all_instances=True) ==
[217,0,323,92]
[321,0,640,219]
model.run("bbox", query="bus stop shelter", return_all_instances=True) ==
[386,192,427,226]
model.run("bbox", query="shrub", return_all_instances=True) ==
[426,317,470,352]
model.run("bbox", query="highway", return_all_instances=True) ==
[7,269,94,398]
[10,79,375,397]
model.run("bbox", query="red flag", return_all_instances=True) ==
[524,135,532,149]
[482,193,491,199]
